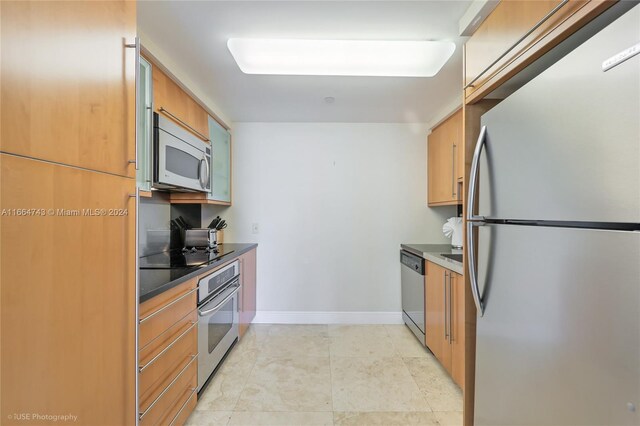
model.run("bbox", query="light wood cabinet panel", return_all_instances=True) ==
[425,262,448,367]
[139,323,197,413]
[428,109,462,206]
[0,154,136,425]
[138,278,198,423]
[140,310,197,364]
[450,272,465,390]
[0,0,136,177]
[139,360,197,426]
[239,248,257,338]
[425,262,465,388]
[139,281,198,350]
[171,392,197,426]
[464,0,613,103]
[152,66,209,142]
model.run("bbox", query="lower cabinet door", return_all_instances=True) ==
[450,272,465,390]
[0,154,136,425]
[425,262,449,368]
[239,248,257,338]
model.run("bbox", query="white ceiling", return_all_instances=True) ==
[138,1,471,124]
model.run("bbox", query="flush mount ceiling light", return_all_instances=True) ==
[227,38,456,77]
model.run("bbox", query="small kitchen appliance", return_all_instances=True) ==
[153,112,211,192]
[184,228,217,249]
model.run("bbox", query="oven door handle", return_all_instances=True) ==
[198,283,240,316]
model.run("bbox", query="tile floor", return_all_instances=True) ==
[186,324,463,426]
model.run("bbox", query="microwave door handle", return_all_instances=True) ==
[199,157,209,189]
[198,284,240,316]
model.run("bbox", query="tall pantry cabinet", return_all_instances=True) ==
[0,2,138,425]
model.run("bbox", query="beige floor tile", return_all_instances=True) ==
[384,325,430,357]
[331,357,430,412]
[196,357,256,411]
[258,335,330,358]
[334,411,438,425]
[228,411,334,426]
[235,357,333,412]
[328,325,389,339]
[185,410,232,426]
[403,357,463,412]
[224,338,259,366]
[253,324,329,340]
[329,335,398,358]
[434,411,463,426]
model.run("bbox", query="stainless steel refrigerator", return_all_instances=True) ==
[467,4,640,425]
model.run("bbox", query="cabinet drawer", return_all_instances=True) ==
[168,390,197,426]
[139,279,197,349]
[139,321,197,412]
[140,309,197,360]
[139,352,197,426]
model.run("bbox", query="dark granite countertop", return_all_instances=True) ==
[401,243,464,274]
[139,243,258,303]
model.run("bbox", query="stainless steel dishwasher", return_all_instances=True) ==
[400,250,426,345]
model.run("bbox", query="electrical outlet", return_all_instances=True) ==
[252,223,259,234]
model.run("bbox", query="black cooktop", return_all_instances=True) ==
[140,247,236,269]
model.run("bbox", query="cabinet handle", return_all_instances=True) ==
[125,37,140,170]
[139,322,197,373]
[443,271,448,341]
[463,0,569,90]
[449,274,453,343]
[159,107,210,142]
[139,354,197,420]
[452,144,456,198]
[139,287,198,324]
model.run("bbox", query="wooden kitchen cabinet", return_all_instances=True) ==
[425,262,449,370]
[464,0,614,104]
[138,278,198,426]
[0,154,137,425]
[450,271,465,390]
[239,248,257,338]
[425,261,465,389]
[0,0,137,178]
[153,65,209,142]
[428,109,463,206]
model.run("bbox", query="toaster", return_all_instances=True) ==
[184,228,217,248]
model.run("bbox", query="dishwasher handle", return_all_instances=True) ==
[400,250,425,276]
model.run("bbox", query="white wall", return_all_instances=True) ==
[203,122,456,323]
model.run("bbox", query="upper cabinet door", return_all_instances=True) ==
[428,110,462,206]
[208,117,232,204]
[152,66,209,142]
[463,0,610,103]
[0,1,136,177]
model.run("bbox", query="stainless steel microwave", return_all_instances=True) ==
[153,112,211,192]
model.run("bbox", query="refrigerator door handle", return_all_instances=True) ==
[467,126,487,316]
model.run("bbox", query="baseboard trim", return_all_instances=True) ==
[252,311,404,325]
